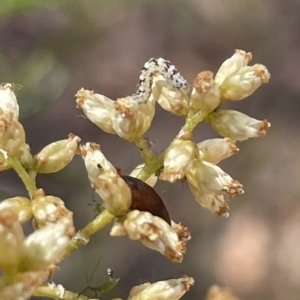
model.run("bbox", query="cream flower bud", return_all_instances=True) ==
[33,134,80,173]
[189,71,220,113]
[111,210,188,262]
[113,95,155,141]
[81,143,131,216]
[128,276,194,300]
[197,138,239,164]
[0,209,25,270]
[186,160,243,215]
[31,189,73,227]
[207,109,270,141]
[75,88,116,134]
[152,76,189,116]
[23,222,72,270]
[0,114,26,156]
[214,50,252,86]
[205,285,240,300]
[0,271,49,300]
[130,164,157,187]
[0,196,32,222]
[220,64,270,100]
[160,138,197,182]
[0,83,19,120]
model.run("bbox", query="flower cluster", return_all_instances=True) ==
[0,50,270,300]
[77,50,270,217]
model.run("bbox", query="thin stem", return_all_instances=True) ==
[62,209,114,259]
[183,110,207,133]
[9,157,37,198]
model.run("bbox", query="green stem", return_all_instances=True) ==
[183,110,207,133]
[9,157,37,198]
[62,209,114,259]
[34,284,97,300]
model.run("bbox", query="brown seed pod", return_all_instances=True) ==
[122,175,171,225]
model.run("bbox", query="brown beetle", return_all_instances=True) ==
[122,175,171,225]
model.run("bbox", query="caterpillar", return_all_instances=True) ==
[134,58,188,102]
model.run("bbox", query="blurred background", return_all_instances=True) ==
[0,0,299,299]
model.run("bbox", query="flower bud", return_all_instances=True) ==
[186,160,243,216]
[0,208,25,270]
[0,115,26,157]
[220,64,270,101]
[0,83,19,120]
[33,134,80,173]
[75,88,116,134]
[152,76,189,116]
[31,189,73,228]
[197,138,239,164]
[128,276,194,300]
[81,143,131,216]
[214,50,252,86]
[189,71,220,113]
[160,138,197,182]
[111,210,188,262]
[0,148,10,171]
[113,95,155,141]
[23,222,72,271]
[0,270,49,300]
[206,109,270,141]
[0,196,32,222]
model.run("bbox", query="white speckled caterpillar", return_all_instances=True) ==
[133,58,188,102]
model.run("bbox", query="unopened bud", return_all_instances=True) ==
[160,138,197,182]
[0,209,25,270]
[23,222,72,270]
[207,109,270,141]
[81,143,131,216]
[190,71,220,113]
[0,115,26,157]
[128,276,194,300]
[113,96,155,141]
[152,76,189,116]
[197,138,239,164]
[31,189,73,228]
[0,196,32,222]
[0,83,19,120]
[76,88,116,134]
[34,134,80,173]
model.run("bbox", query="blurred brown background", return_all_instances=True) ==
[0,1,299,299]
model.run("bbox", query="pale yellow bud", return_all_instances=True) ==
[207,109,270,141]
[128,276,194,300]
[0,114,26,157]
[152,76,189,116]
[75,88,116,134]
[31,189,73,227]
[0,208,25,271]
[0,148,9,171]
[197,138,239,164]
[0,83,19,120]
[112,210,187,262]
[220,64,270,101]
[205,285,240,300]
[81,143,131,216]
[160,139,197,182]
[186,160,243,216]
[20,143,34,171]
[129,164,157,187]
[0,196,32,222]
[215,50,252,86]
[190,71,220,113]
[0,270,49,300]
[34,134,80,173]
[23,222,72,270]
[113,96,155,141]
